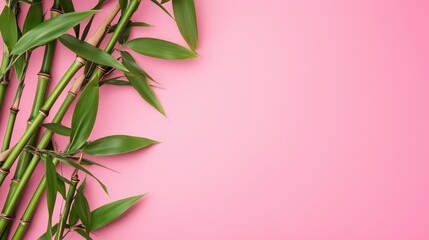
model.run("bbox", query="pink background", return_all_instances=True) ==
[1,0,429,239]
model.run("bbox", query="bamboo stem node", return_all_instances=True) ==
[9,107,19,113]
[38,109,49,117]
[0,213,14,222]
[19,219,30,226]
[0,168,9,175]
[76,57,86,66]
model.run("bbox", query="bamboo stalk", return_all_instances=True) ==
[1,82,23,152]
[0,1,123,186]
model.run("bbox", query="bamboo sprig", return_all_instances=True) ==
[0,2,124,186]
[0,3,124,236]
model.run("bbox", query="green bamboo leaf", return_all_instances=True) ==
[161,0,170,3]
[60,0,80,37]
[14,52,27,81]
[0,6,19,50]
[150,0,173,18]
[43,155,57,239]
[68,201,79,226]
[119,24,131,45]
[68,78,99,154]
[11,10,96,55]
[108,21,152,33]
[81,0,108,41]
[119,51,154,81]
[75,229,93,240]
[59,34,128,72]
[125,72,165,115]
[100,78,131,87]
[126,38,197,60]
[83,135,159,156]
[119,0,128,13]
[90,194,146,231]
[56,175,67,199]
[172,0,198,51]
[75,180,91,229]
[23,0,43,34]
[38,224,59,240]
[42,123,71,136]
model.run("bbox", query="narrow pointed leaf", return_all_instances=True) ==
[84,135,159,156]
[38,224,59,240]
[11,10,96,55]
[44,155,57,239]
[119,0,128,13]
[150,0,173,18]
[69,78,99,153]
[75,229,93,240]
[60,0,80,37]
[43,123,71,136]
[56,175,67,199]
[100,78,131,87]
[126,38,197,60]
[14,52,27,80]
[120,51,154,81]
[125,72,165,115]
[75,180,91,228]
[0,6,19,50]
[59,34,128,72]
[161,0,170,3]
[90,194,146,231]
[23,0,43,34]
[172,0,198,50]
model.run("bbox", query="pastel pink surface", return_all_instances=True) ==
[1,0,429,239]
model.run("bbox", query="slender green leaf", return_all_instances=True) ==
[119,51,154,81]
[172,0,198,50]
[90,194,146,231]
[38,224,59,240]
[81,0,109,41]
[68,201,79,226]
[68,77,99,153]
[75,180,91,228]
[56,175,67,199]
[23,0,43,34]
[150,0,173,18]
[119,0,128,13]
[100,78,131,87]
[108,21,152,33]
[75,229,93,240]
[14,52,27,81]
[126,38,197,60]
[11,10,96,55]
[0,6,19,50]
[125,72,165,115]
[43,123,71,136]
[60,0,80,37]
[84,135,158,156]
[119,24,131,45]
[161,0,171,3]
[59,34,128,72]
[44,155,57,239]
